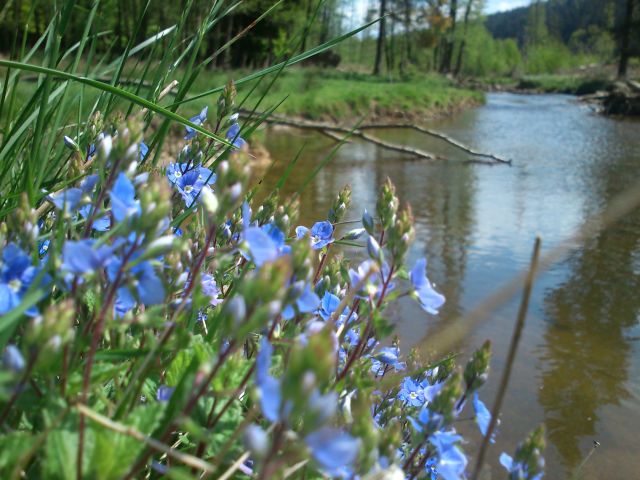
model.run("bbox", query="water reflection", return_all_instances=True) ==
[540,153,640,473]
[257,94,640,478]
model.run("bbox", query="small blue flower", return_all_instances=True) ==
[282,284,320,320]
[304,427,360,476]
[429,430,467,480]
[398,377,426,407]
[156,385,175,402]
[410,258,445,315]
[166,163,216,186]
[500,452,544,480]
[139,141,149,161]
[255,338,282,422]
[175,170,210,208]
[78,204,110,231]
[2,345,25,372]
[473,393,494,442]
[318,291,340,320]
[244,227,279,267]
[296,221,334,250]
[0,243,48,316]
[38,239,50,257]
[201,274,222,306]
[107,254,164,316]
[184,106,208,140]
[370,346,406,375]
[47,188,84,212]
[226,122,246,149]
[62,240,113,275]
[110,173,141,222]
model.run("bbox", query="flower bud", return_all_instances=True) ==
[362,209,374,235]
[2,345,25,372]
[64,136,80,151]
[367,235,384,265]
[244,424,270,459]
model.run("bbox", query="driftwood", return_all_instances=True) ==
[238,109,511,165]
[359,123,511,164]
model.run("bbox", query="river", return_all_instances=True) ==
[255,93,640,479]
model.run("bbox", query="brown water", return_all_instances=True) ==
[255,93,640,479]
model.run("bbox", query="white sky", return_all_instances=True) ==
[345,0,531,28]
[485,0,530,13]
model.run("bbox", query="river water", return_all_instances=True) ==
[256,93,640,479]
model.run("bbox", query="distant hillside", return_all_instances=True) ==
[485,0,627,44]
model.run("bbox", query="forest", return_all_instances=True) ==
[1,0,638,78]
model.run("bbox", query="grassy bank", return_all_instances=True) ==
[218,69,484,122]
[2,67,484,125]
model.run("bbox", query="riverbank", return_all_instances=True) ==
[463,74,613,95]
[220,69,484,123]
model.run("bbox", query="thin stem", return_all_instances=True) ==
[77,404,216,474]
[470,237,541,480]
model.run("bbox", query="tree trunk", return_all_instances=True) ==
[440,0,458,73]
[403,0,412,64]
[373,0,387,75]
[454,0,474,76]
[617,0,636,78]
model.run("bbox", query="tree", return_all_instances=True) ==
[373,0,388,74]
[617,0,637,78]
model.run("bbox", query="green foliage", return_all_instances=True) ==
[460,24,522,77]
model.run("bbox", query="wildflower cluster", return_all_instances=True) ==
[0,95,545,478]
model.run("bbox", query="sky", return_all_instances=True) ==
[485,0,530,13]
[347,0,531,27]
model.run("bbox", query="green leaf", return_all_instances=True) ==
[44,428,79,480]
[89,404,164,480]
[0,431,32,473]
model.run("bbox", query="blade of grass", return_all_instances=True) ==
[0,60,234,147]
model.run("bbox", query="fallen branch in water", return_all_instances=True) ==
[238,109,511,165]
[359,123,511,164]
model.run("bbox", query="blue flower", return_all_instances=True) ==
[370,346,406,375]
[166,163,216,186]
[282,284,320,320]
[2,345,25,372]
[410,258,445,315]
[348,260,394,299]
[226,122,246,149]
[62,240,113,274]
[139,142,149,161]
[296,221,334,250]
[255,338,283,422]
[304,427,360,476]
[201,274,222,306]
[398,377,426,407]
[107,254,164,316]
[156,385,175,402]
[500,453,544,480]
[0,243,48,316]
[318,291,340,320]
[38,239,50,257]
[473,393,494,442]
[184,106,208,140]
[429,430,467,480]
[47,188,84,212]
[243,223,289,268]
[110,173,141,222]
[409,407,445,434]
[174,170,210,208]
[420,379,445,405]
[78,204,110,231]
